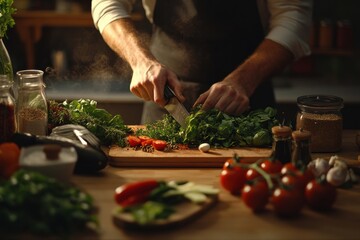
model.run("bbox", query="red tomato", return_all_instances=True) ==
[141,139,154,147]
[261,159,283,174]
[138,136,153,142]
[152,140,167,151]
[271,187,304,217]
[114,180,159,207]
[305,179,337,211]
[242,181,270,212]
[127,135,141,147]
[245,168,262,181]
[220,165,247,195]
[281,163,314,192]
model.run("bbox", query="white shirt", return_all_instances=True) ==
[91,0,313,60]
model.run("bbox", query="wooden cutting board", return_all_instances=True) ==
[108,146,272,168]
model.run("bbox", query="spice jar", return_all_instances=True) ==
[336,20,354,50]
[16,70,48,136]
[291,129,312,167]
[296,95,343,153]
[0,75,16,142]
[318,19,334,49]
[270,125,292,164]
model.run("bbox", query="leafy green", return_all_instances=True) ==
[0,0,16,38]
[0,169,98,237]
[49,99,132,147]
[139,106,279,148]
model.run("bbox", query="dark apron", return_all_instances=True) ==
[141,0,275,123]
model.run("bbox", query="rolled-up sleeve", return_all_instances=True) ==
[91,0,136,33]
[264,0,313,60]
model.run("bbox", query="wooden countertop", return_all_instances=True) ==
[71,130,360,240]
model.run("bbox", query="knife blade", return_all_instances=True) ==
[164,84,190,127]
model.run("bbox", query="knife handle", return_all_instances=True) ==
[164,84,175,100]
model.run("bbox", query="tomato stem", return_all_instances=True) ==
[249,163,274,191]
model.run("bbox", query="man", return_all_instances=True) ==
[92,0,313,123]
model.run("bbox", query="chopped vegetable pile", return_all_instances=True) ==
[0,169,98,236]
[138,106,279,148]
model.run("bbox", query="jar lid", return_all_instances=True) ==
[272,125,292,137]
[297,95,343,110]
[292,129,311,141]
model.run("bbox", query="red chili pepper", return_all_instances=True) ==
[114,179,159,207]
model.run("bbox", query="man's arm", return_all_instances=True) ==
[194,39,293,115]
[92,0,184,106]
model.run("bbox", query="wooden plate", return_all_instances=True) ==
[112,195,218,230]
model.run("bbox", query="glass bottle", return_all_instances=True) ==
[291,128,312,168]
[296,95,343,153]
[0,75,16,142]
[16,70,48,136]
[270,125,292,164]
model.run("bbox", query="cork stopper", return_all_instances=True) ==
[292,128,312,141]
[272,125,292,138]
[43,144,62,160]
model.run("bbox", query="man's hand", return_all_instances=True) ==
[194,78,250,116]
[130,63,185,106]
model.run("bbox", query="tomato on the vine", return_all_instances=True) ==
[141,139,154,147]
[242,181,269,212]
[220,164,247,195]
[245,168,262,181]
[305,179,337,211]
[271,187,304,217]
[261,159,283,174]
[281,163,314,192]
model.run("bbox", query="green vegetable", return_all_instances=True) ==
[0,0,16,38]
[49,99,132,146]
[0,169,98,237]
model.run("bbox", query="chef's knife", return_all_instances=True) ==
[164,84,190,127]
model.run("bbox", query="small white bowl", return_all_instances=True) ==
[20,144,77,183]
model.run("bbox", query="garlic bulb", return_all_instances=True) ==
[326,166,348,187]
[198,143,210,153]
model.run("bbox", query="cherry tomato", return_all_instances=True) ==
[242,181,269,212]
[281,163,314,192]
[114,180,159,207]
[138,136,153,142]
[305,179,337,211]
[152,140,167,151]
[261,159,283,174]
[127,135,142,147]
[271,187,304,217]
[141,139,154,147]
[0,142,20,179]
[245,168,262,181]
[220,165,247,195]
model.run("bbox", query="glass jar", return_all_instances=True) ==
[16,70,48,136]
[296,95,343,153]
[318,19,334,49]
[0,75,16,142]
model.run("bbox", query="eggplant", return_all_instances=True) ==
[12,129,108,174]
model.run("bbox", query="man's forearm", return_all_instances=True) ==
[101,18,156,70]
[231,39,294,96]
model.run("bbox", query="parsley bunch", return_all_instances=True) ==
[0,0,16,38]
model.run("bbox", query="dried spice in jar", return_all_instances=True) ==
[296,95,343,153]
[16,70,48,136]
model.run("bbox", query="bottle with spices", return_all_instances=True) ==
[270,125,292,164]
[296,95,343,153]
[336,20,354,50]
[16,70,48,136]
[0,75,16,142]
[291,128,312,168]
[318,19,334,49]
